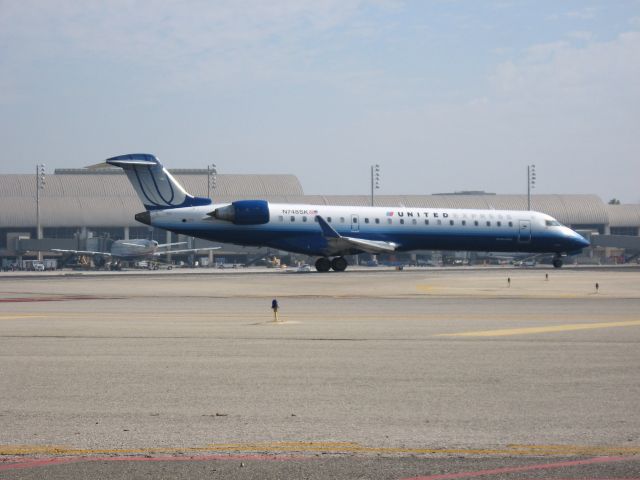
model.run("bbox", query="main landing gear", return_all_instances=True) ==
[552,254,564,269]
[315,256,348,272]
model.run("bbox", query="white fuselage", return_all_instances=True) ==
[146,202,589,257]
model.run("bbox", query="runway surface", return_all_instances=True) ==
[1,268,639,478]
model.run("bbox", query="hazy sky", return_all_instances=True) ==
[1,1,639,202]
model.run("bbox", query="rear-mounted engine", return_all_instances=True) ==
[210,200,270,225]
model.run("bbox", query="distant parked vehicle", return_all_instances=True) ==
[514,259,537,267]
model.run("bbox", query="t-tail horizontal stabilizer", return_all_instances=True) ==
[315,215,397,255]
[106,153,212,210]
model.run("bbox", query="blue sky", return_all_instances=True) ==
[1,1,639,202]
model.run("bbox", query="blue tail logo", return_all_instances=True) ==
[106,153,211,210]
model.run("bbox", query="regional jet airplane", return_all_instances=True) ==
[52,239,218,269]
[106,153,589,272]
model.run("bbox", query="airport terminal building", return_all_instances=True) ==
[2,167,640,267]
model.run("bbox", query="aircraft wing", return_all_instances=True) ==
[156,242,187,248]
[118,242,149,248]
[51,249,112,257]
[315,216,397,255]
[152,247,221,256]
[118,242,187,249]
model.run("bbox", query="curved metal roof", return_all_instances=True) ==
[0,173,303,227]
[0,172,633,228]
[605,204,640,227]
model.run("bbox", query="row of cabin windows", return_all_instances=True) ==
[278,215,514,228]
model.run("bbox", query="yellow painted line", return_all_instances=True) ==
[436,320,640,337]
[416,285,434,292]
[1,442,640,457]
[202,442,640,456]
[0,315,47,320]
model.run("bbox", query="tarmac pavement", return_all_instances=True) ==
[0,268,639,478]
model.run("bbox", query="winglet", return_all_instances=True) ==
[315,215,340,238]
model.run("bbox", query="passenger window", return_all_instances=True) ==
[278,215,284,222]
[375,218,380,224]
[497,221,501,227]
[412,219,417,225]
[437,219,442,225]
[340,217,345,223]
[387,218,392,224]
[474,221,479,226]
[302,216,307,222]
[508,221,513,227]
[327,217,332,222]
[462,220,466,226]
[290,216,295,222]
[353,217,358,223]
[364,218,369,224]
[314,217,319,222]
[449,220,454,226]
[486,221,491,227]
[425,219,429,225]
[400,219,405,225]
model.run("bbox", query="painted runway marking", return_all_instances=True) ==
[0,314,47,321]
[436,320,640,337]
[2,443,640,457]
[400,456,636,480]
[0,296,122,303]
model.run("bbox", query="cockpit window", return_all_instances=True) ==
[545,220,561,227]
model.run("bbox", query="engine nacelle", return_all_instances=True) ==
[211,200,270,225]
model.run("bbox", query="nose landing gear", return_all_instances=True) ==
[552,255,563,269]
[314,256,348,272]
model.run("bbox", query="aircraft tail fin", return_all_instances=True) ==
[106,153,212,210]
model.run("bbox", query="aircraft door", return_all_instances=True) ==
[518,220,531,243]
[351,214,360,232]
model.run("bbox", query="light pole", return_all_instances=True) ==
[527,164,536,211]
[207,163,218,268]
[370,164,380,206]
[36,164,46,261]
[207,163,217,199]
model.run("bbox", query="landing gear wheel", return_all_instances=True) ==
[331,256,348,272]
[552,257,563,269]
[315,257,331,272]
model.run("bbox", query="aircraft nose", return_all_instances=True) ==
[579,236,590,248]
[572,233,590,250]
